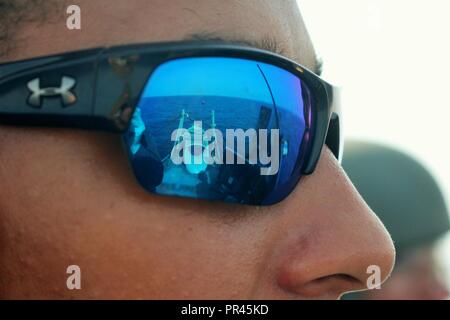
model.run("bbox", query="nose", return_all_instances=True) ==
[272,148,395,299]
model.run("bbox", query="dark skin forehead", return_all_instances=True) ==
[0,0,321,73]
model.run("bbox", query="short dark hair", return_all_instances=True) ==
[0,0,62,58]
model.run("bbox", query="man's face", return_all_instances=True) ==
[0,0,395,299]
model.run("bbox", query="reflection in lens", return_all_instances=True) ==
[123,57,312,205]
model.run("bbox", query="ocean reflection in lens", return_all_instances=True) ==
[123,57,311,205]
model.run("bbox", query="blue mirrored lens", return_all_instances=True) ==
[123,57,312,205]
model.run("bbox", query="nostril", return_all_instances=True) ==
[312,273,366,295]
[317,273,359,285]
[278,271,365,299]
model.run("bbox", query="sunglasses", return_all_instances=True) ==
[0,41,342,205]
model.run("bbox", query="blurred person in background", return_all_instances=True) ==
[343,141,450,300]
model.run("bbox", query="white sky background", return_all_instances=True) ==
[298,0,450,276]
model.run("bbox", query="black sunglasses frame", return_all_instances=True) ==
[0,41,342,176]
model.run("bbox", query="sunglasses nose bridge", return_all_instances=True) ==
[330,86,344,163]
[325,114,341,161]
[301,83,342,175]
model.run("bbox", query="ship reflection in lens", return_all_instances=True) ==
[123,57,312,205]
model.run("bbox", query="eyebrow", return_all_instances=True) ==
[186,32,323,76]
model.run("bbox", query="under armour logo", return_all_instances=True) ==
[27,76,77,108]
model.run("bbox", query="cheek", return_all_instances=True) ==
[0,127,275,298]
